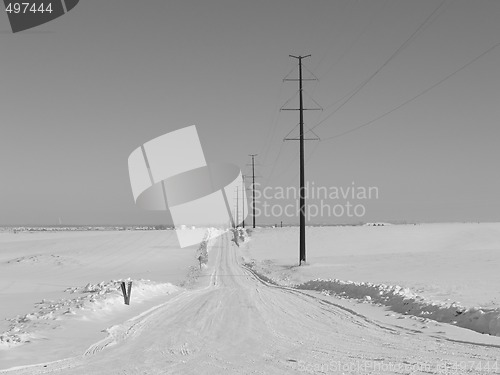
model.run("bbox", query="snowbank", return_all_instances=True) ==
[195,228,224,267]
[296,278,500,337]
[231,227,250,247]
[0,279,179,350]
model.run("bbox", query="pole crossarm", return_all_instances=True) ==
[284,126,321,141]
[281,54,320,266]
[283,78,318,82]
[280,108,322,110]
[284,138,320,141]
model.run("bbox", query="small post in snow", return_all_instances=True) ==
[121,281,132,305]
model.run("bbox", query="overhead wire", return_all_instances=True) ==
[264,140,287,184]
[270,108,323,185]
[259,64,296,167]
[283,140,321,187]
[313,0,360,73]
[321,38,500,142]
[260,1,450,187]
[310,0,449,132]
[265,0,451,188]
[316,0,391,89]
[261,0,358,181]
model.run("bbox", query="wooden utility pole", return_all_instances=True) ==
[283,55,321,265]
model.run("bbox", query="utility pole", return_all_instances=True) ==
[282,55,321,265]
[236,187,239,227]
[242,176,245,228]
[249,154,257,229]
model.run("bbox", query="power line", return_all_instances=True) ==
[311,7,382,101]
[312,0,363,74]
[264,140,286,184]
[283,140,321,188]
[322,38,500,142]
[317,0,391,84]
[265,112,323,185]
[259,83,284,165]
[263,61,324,186]
[269,146,299,182]
[268,120,322,184]
[248,154,258,229]
[310,0,449,133]
[259,64,296,166]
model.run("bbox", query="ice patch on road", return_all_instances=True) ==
[296,278,500,337]
[0,279,179,349]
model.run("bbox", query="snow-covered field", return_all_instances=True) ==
[1,223,500,374]
[242,223,500,337]
[0,229,203,369]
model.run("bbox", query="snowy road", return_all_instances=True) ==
[5,233,499,374]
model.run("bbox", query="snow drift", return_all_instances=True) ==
[0,279,179,349]
[296,278,500,337]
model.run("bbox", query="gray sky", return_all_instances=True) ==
[1,0,499,225]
